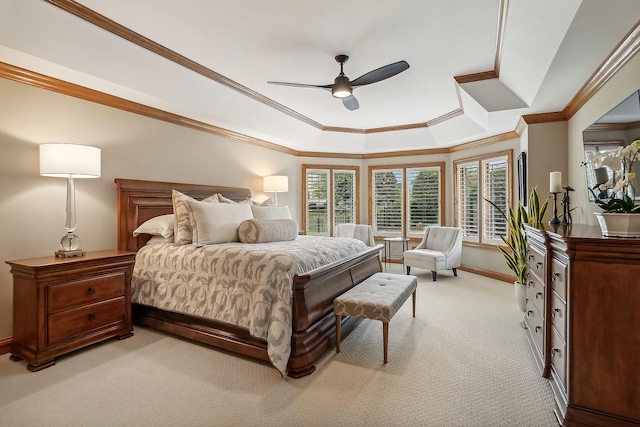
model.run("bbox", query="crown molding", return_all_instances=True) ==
[0,62,298,156]
[448,131,519,153]
[563,19,640,119]
[521,112,567,125]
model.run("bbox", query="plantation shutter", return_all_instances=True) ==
[483,157,508,244]
[373,169,403,234]
[457,162,479,240]
[407,167,441,235]
[333,170,356,228]
[305,169,329,236]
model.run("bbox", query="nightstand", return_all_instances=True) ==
[6,250,136,371]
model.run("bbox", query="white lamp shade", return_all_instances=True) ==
[40,143,101,178]
[263,175,288,192]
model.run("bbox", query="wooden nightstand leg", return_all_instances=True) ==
[9,354,23,362]
[27,359,55,372]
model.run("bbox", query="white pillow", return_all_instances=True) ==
[250,205,292,220]
[238,219,298,243]
[146,235,175,244]
[133,214,175,238]
[187,199,253,245]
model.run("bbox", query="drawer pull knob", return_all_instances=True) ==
[87,287,96,295]
[552,308,561,317]
[87,313,96,321]
[536,262,543,270]
[535,292,543,299]
[535,326,542,333]
[527,310,534,317]
[528,281,533,288]
[528,254,534,261]
[552,272,560,282]
[551,348,561,357]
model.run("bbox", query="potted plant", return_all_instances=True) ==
[485,188,549,312]
[586,140,640,236]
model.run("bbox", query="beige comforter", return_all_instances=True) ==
[131,235,368,375]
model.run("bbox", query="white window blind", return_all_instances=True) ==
[372,170,403,234]
[457,163,479,240]
[482,157,508,244]
[333,170,356,227]
[407,167,440,234]
[305,169,329,236]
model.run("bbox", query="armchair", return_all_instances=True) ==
[335,223,376,247]
[403,226,462,281]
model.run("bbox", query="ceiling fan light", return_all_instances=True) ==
[332,76,352,98]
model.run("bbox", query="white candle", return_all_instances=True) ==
[550,171,562,193]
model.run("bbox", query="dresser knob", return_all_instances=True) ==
[536,262,543,270]
[551,348,560,357]
[552,308,561,317]
[527,310,534,317]
[535,292,543,299]
[87,313,96,321]
[528,281,533,288]
[87,287,96,295]
[551,272,560,282]
[535,326,542,333]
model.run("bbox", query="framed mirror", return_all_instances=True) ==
[582,90,640,201]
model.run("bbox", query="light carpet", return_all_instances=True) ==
[0,266,558,427]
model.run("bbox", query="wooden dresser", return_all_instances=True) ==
[7,250,135,371]
[524,224,640,426]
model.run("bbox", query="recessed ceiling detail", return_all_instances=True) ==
[1,0,639,154]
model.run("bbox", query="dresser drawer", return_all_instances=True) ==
[550,324,567,394]
[47,297,126,344]
[550,291,567,342]
[527,276,545,317]
[550,258,567,301]
[48,273,126,313]
[525,307,544,358]
[528,247,546,282]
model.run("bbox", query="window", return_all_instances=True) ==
[370,163,444,237]
[454,151,511,246]
[303,165,359,236]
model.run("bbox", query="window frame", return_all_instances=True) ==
[453,150,512,248]
[302,164,360,236]
[368,162,445,238]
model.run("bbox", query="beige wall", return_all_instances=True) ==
[0,78,300,338]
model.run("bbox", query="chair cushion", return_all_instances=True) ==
[334,273,417,322]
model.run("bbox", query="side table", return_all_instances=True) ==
[383,237,410,272]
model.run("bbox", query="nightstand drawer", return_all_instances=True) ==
[47,297,126,344]
[48,273,126,313]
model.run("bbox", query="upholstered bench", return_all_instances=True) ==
[334,272,418,363]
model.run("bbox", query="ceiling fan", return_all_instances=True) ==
[267,55,410,111]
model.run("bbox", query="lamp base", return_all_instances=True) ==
[55,249,86,258]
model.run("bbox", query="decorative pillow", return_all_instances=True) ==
[133,214,175,238]
[186,198,253,246]
[250,205,292,220]
[146,235,175,244]
[217,194,253,205]
[251,198,274,206]
[238,219,298,243]
[172,190,219,245]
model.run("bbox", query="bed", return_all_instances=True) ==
[115,178,382,378]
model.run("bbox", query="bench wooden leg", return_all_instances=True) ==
[383,321,389,363]
[335,314,341,353]
[412,289,416,317]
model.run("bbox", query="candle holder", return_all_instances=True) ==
[561,186,574,225]
[549,192,561,225]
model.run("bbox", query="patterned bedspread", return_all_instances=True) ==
[131,235,368,375]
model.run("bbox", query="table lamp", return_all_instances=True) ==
[40,143,101,257]
[263,175,288,206]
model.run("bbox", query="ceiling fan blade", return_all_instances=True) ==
[350,60,409,87]
[267,81,331,90]
[343,95,359,111]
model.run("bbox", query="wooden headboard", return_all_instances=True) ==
[115,178,252,252]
